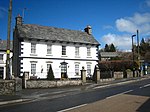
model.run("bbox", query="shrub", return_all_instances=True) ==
[47,64,55,80]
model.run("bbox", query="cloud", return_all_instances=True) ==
[116,12,150,34]
[146,0,150,7]
[102,33,132,50]
[0,7,8,18]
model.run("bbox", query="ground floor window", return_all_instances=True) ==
[60,61,68,78]
[31,63,36,75]
[87,64,91,75]
[75,64,79,75]
[0,67,4,79]
[47,64,51,72]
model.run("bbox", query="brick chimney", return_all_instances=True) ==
[15,14,22,26]
[84,25,92,35]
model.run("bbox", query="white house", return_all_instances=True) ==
[13,15,100,79]
[0,40,13,79]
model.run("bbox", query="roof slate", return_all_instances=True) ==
[17,24,99,45]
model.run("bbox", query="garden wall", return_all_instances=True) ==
[26,80,82,89]
[0,80,15,95]
[0,78,22,95]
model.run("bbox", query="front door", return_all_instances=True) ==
[0,67,4,79]
[60,61,68,79]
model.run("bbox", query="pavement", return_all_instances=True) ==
[0,75,150,106]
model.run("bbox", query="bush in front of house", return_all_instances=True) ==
[47,64,55,80]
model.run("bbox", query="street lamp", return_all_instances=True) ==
[132,34,136,77]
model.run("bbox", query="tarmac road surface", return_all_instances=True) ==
[0,78,150,112]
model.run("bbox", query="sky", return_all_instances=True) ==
[0,0,150,51]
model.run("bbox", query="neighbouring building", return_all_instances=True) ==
[0,40,13,79]
[13,15,100,79]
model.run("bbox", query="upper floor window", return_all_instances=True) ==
[31,43,36,54]
[75,47,79,57]
[0,54,3,60]
[62,46,66,55]
[47,45,52,54]
[87,47,91,56]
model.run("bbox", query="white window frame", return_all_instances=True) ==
[87,64,91,75]
[75,47,79,57]
[31,43,36,54]
[31,63,36,75]
[0,54,3,60]
[87,47,91,57]
[62,46,66,55]
[47,45,52,55]
[47,64,51,72]
[75,64,79,75]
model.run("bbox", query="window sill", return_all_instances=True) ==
[30,54,37,56]
[75,56,80,58]
[46,54,53,56]
[86,56,92,58]
[61,55,68,57]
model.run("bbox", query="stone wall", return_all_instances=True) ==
[26,80,82,89]
[127,71,133,78]
[0,78,22,95]
[114,72,124,79]
[0,80,15,95]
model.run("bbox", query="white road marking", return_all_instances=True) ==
[57,104,87,112]
[143,84,150,88]
[106,90,133,99]
[93,85,111,89]
[140,84,150,89]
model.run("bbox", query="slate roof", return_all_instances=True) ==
[17,24,99,45]
[0,40,13,51]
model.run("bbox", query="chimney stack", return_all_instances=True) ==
[15,14,22,26]
[84,25,92,35]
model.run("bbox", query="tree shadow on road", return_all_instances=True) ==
[126,87,150,112]
[136,98,150,112]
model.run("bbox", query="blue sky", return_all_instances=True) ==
[0,0,150,50]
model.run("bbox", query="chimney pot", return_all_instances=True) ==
[15,14,22,26]
[84,25,92,35]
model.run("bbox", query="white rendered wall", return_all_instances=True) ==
[0,51,13,79]
[20,41,98,78]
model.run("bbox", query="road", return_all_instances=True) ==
[0,78,150,112]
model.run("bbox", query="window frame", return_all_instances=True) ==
[87,64,91,75]
[47,64,51,72]
[75,63,79,75]
[0,54,3,60]
[87,47,91,57]
[75,47,79,57]
[47,45,52,55]
[62,46,66,55]
[31,43,36,54]
[31,63,36,75]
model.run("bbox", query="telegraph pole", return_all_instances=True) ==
[132,34,136,77]
[137,30,140,60]
[137,30,141,76]
[6,0,12,80]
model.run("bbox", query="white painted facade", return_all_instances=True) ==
[20,40,98,79]
[0,51,13,79]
